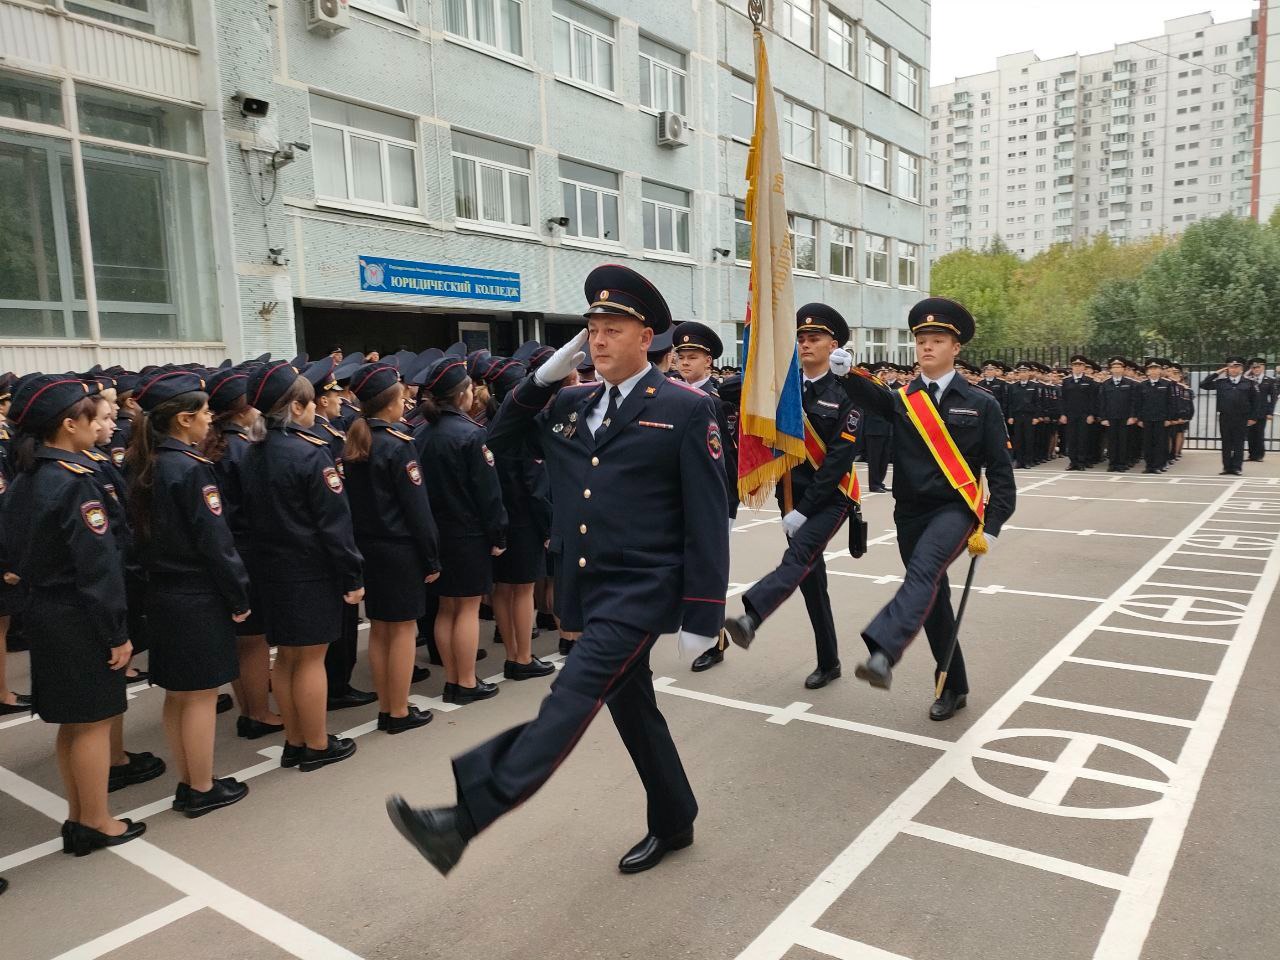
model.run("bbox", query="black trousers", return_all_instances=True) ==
[1142,421,1167,471]
[742,501,850,671]
[862,504,973,695]
[453,619,696,838]
[865,435,890,489]
[1247,418,1267,461]
[1011,416,1035,467]
[1221,415,1247,472]
[1065,416,1092,468]
[1104,420,1128,470]
[324,601,360,695]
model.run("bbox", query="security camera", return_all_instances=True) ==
[714,247,731,258]
[547,216,571,228]
[267,247,288,266]
[289,141,310,153]
[233,91,269,119]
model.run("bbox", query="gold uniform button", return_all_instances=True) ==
[578,557,587,568]
[591,456,600,466]
[583,489,591,498]
[579,524,587,534]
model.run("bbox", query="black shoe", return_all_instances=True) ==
[492,625,504,645]
[536,612,558,630]
[870,484,888,493]
[427,650,444,666]
[215,692,233,713]
[66,819,146,857]
[125,671,149,684]
[280,742,304,769]
[804,663,842,689]
[723,614,756,650]
[854,652,893,690]
[474,647,487,662]
[618,826,694,874]
[299,735,357,772]
[1142,469,1157,474]
[183,777,250,819]
[690,646,724,672]
[558,637,576,657]
[60,820,74,853]
[1232,469,1244,475]
[1248,457,1265,462]
[327,687,377,711]
[108,752,166,793]
[531,627,541,640]
[929,690,968,721]
[236,716,284,740]
[385,798,469,876]
[446,680,500,705]
[385,706,434,735]
[0,877,7,896]
[0,694,30,716]
[411,665,431,684]
[503,658,555,680]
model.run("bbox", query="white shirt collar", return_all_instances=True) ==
[921,369,957,395]
[688,375,711,391]
[1230,376,1240,384]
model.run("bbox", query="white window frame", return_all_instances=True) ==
[781,97,816,165]
[897,241,919,289]
[558,159,621,245]
[896,149,920,202]
[780,0,815,52]
[443,0,525,59]
[641,181,691,256]
[638,37,687,116]
[896,56,921,111]
[827,11,855,74]
[352,0,413,26]
[730,74,755,142]
[452,132,533,230]
[863,34,889,94]
[552,0,616,94]
[310,96,420,215]
[827,119,855,179]
[864,232,889,285]
[862,133,889,191]
[830,225,856,279]
[734,199,751,263]
[789,213,817,273]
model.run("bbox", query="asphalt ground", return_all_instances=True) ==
[2,449,1278,960]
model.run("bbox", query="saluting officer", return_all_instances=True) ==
[1201,356,1263,475]
[722,304,860,691]
[387,264,729,877]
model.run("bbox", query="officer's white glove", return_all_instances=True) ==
[782,509,806,538]
[533,329,589,387]
[830,348,853,378]
[677,630,717,659]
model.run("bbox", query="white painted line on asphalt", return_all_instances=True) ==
[1062,656,1216,681]
[901,821,1132,890]
[1022,695,1196,729]
[1143,580,1253,594]
[1027,736,1104,804]
[1021,493,1212,505]
[48,897,203,960]
[794,927,915,960]
[0,836,62,872]
[1160,565,1262,577]
[971,746,1172,792]
[1093,625,1230,645]
[1003,524,1172,540]
[823,569,1106,604]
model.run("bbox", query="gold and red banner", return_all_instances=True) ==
[802,415,860,503]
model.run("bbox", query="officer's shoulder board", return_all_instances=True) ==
[84,449,108,463]
[386,427,413,443]
[56,460,95,476]
[293,431,328,447]
[181,449,213,464]
[321,422,345,439]
[665,378,705,396]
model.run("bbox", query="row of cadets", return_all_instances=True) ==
[1243,358,1278,463]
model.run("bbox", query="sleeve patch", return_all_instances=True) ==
[406,461,423,485]
[81,500,109,535]
[111,447,126,467]
[322,466,344,494]
[202,484,223,516]
[482,444,495,467]
[707,422,723,460]
[845,409,862,434]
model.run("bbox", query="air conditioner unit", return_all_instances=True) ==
[657,111,690,148]
[308,0,351,35]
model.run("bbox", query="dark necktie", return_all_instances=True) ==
[803,381,814,402]
[927,381,940,406]
[596,386,620,437]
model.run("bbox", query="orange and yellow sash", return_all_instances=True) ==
[802,415,860,503]
[897,385,988,556]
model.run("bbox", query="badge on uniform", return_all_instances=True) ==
[406,461,423,486]
[645,386,657,396]
[482,444,496,467]
[111,448,125,467]
[707,422,723,460]
[202,484,223,516]
[322,466,344,494]
[104,482,118,502]
[81,500,108,535]
[0,475,6,495]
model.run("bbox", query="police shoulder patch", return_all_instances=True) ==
[56,460,94,476]
[322,465,344,493]
[0,474,7,494]
[482,444,495,467]
[202,484,223,516]
[387,427,413,442]
[406,460,423,485]
[81,500,108,535]
[707,421,723,460]
[111,447,126,466]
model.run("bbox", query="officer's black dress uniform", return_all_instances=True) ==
[1096,368,1135,471]
[1246,366,1277,461]
[1006,370,1041,469]
[1202,364,1263,474]
[1061,363,1098,469]
[491,429,551,586]
[1135,373,1172,473]
[861,369,893,492]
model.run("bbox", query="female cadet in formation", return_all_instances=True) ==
[242,361,363,772]
[127,371,253,816]
[0,372,30,718]
[201,368,283,739]
[413,356,507,705]
[1,375,145,854]
[342,363,439,734]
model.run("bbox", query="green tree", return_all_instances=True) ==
[928,241,1019,355]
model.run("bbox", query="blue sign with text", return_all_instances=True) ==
[358,256,521,303]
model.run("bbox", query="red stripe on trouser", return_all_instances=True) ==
[511,631,654,809]
[902,520,974,647]
[753,505,849,622]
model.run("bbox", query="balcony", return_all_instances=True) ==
[1055,96,1076,111]
[1055,194,1074,209]
[1055,127,1076,142]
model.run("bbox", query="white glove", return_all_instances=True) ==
[982,533,997,555]
[677,630,717,660]
[830,348,853,377]
[782,509,806,538]
[728,517,736,536]
[533,329,589,387]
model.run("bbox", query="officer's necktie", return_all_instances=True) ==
[596,386,620,437]
[803,381,814,403]
[927,381,940,406]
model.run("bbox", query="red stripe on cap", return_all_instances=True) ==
[207,372,247,402]
[250,361,294,408]
[351,364,395,396]
[425,359,465,390]
[133,370,191,404]
[13,378,87,428]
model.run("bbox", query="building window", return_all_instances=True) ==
[896,57,921,111]
[830,225,855,278]
[731,74,754,141]
[65,0,195,44]
[789,214,816,272]
[827,12,855,73]
[897,241,919,288]
[444,0,524,57]
[559,159,619,243]
[452,130,531,228]
[311,93,418,213]
[780,0,814,51]
[863,134,889,190]
[734,199,751,262]
[897,149,921,201]
[863,34,888,94]
[864,233,889,284]
[828,120,855,178]
[642,180,690,255]
[355,0,410,19]
[639,37,687,115]
[781,98,815,164]
[552,0,615,92]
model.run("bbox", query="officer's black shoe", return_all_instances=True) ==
[804,663,842,689]
[108,752,166,793]
[280,742,304,769]
[723,614,757,650]
[492,625,504,645]
[385,706,434,735]
[215,693,234,714]
[929,691,968,722]
[183,777,249,819]
[870,484,888,493]
[537,612,558,630]
[411,665,431,684]
[558,637,576,656]
[65,818,146,857]
[427,650,444,666]
[504,658,555,680]
[0,693,31,716]
[446,680,500,705]
[475,647,488,662]
[385,797,469,877]
[327,687,378,711]
[690,647,724,672]
[854,652,893,690]
[531,627,542,640]
[618,826,694,874]
[236,716,284,740]
[298,735,357,772]
[0,877,7,896]
[172,783,191,813]
[126,670,148,684]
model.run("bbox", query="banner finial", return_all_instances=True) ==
[748,0,765,26]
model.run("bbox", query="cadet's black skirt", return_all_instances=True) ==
[145,585,239,692]
[0,579,21,618]
[262,577,343,647]
[432,534,492,598]
[493,524,545,585]
[27,595,127,724]
[359,537,427,622]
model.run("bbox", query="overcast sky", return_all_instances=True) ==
[931,1,1260,84]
